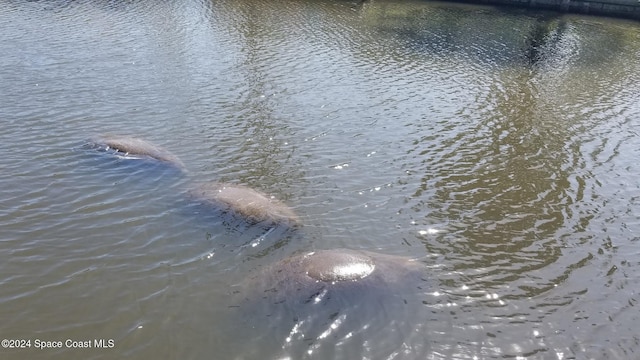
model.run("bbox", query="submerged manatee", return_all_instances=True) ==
[188,182,300,227]
[91,134,186,170]
[232,249,428,359]
[245,249,423,298]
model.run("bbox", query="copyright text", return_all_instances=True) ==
[2,338,114,349]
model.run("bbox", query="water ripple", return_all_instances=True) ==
[1,0,640,359]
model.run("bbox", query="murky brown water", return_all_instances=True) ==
[1,0,639,359]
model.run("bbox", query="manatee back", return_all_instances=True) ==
[91,134,186,170]
[243,249,424,304]
[188,183,300,227]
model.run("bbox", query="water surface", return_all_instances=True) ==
[1,0,640,359]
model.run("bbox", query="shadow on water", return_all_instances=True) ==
[522,15,567,67]
[344,0,636,291]
[399,18,577,296]
[357,2,548,67]
[354,1,633,70]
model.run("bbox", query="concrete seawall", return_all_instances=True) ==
[435,0,640,20]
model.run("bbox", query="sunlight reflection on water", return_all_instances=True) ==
[0,0,639,359]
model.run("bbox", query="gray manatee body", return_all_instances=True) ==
[91,134,186,170]
[188,182,300,227]
[232,249,427,358]
[246,248,424,298]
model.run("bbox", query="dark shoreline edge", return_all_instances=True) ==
[427,0,640,21]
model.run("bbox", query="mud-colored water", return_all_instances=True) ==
[1,0,639,359]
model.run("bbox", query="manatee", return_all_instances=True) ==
[244,249,424,299]
[90,134,186,170]
[188,182,300,227]
[231,249,428,359]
